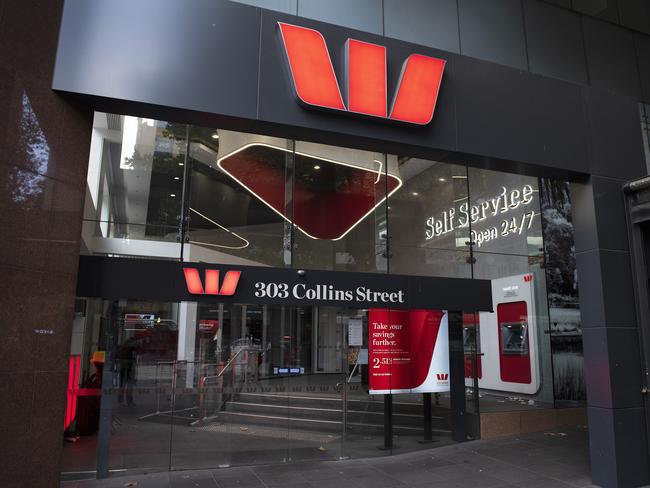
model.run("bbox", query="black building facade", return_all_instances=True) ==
[2,1,650,487]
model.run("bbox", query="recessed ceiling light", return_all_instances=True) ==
[170,193,176,197]
[174,176,180,180]
[438,177,446,182]
[313,165,321,170]
[412,192,419,196]
[211,133,219,140]
[178,162,184,166]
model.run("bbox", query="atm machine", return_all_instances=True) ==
[465,273,540,395]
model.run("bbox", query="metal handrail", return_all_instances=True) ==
[202,349,244,385]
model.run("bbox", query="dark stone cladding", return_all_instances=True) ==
[0,0,93,486]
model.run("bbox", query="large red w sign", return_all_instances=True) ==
[278,22,446,125]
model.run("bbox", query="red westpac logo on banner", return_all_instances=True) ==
[277,22,446,125]
[183,268,241,296]
[524,274,533,282]
[436,373,449,381]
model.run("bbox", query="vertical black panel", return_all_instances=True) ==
[583,328,642,408]
[600,250,637,327]
[582,16,641,98]
[455,55,589,173]
[636,33,650,104]
[618,0,650,34]
[297,0,383,34]
[577,249,636,328]
[588,406,650,487]
[448,311,466,442]
[592,176,630,251]
[457,0,528,70]
[523,0,588,85]
[570,181,599,253]
[232,0,297,14]
[384,0,460,53]
[573,0,619,23]
[582,328,612,407]
[53,0,261,120]
[606,328,644,408]
[544,0,571,6]
[575,249,606,327]
[583,87,646,179]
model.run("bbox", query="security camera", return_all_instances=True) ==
[297,269,306,277]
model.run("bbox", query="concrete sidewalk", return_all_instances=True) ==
[61,428,593,488]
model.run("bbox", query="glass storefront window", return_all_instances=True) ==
[389,158,471,278]
[291,142,392,273]
[82,114,187,258]
[69,110,586,479]
[185,128,291,267]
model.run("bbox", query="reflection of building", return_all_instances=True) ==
[4,2,650,488]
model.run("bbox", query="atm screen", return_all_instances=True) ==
[500,321,529,355]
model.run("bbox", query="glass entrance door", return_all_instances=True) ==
[167,303,348,470]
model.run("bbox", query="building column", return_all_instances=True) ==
[0,1,94,486]
[572,178,649,488]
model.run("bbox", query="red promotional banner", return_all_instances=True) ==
[368,309,449,394]
[198,320,219,333]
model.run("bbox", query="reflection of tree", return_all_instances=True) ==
[122,148,152,171]
[541,178,586,402]
[540,178,578,307]
[12,91,48,203]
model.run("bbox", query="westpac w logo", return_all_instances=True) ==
[183,268,241,296]
[436,373,449,381]
[278,22,446,125]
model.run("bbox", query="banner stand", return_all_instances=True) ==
[418,393,439,444]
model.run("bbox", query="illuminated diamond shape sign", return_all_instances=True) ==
[217,143,402,240]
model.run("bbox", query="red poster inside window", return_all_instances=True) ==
[368,309,449,394]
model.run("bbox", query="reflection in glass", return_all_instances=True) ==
[389,158,471,278]
[186,129,290,266]
[13,91,48,203]
[540,178,585,404]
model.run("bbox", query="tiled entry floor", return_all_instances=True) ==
[61,427,593,488]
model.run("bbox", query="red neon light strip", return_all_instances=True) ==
[71,355,80,429]
[65,356,74,429]
[347,39,387,117]
[390,54,446,125]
